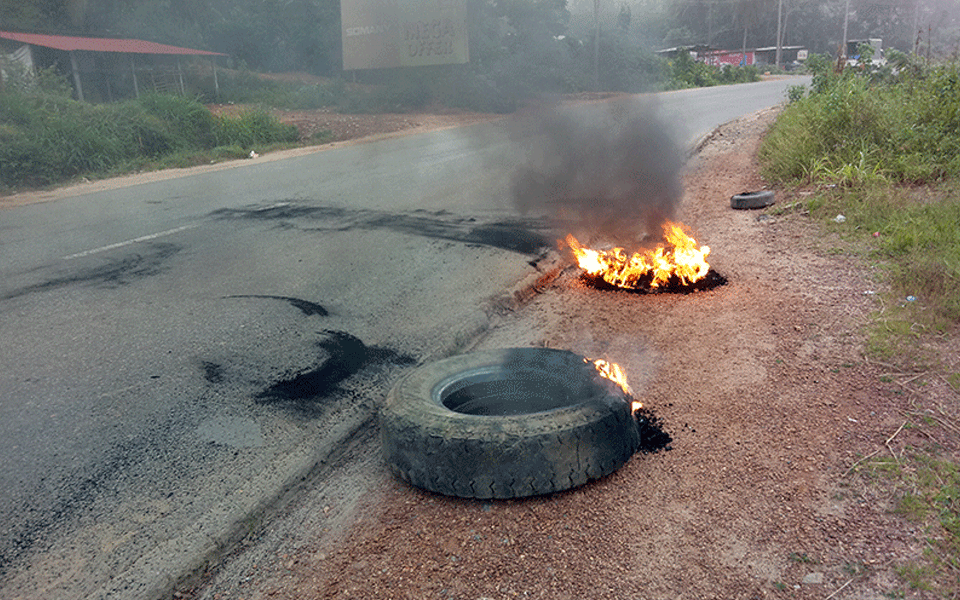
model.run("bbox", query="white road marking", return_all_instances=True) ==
[62,224,197,260]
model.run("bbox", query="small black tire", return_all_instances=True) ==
[379,348,640,499]
[731,190,775,209]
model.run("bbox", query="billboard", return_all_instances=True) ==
[341,0,469,70]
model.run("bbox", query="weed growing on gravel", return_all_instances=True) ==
[852,447,960,595]
[788,552,819,564]
[797,183,960,341]
[948,373,960,394]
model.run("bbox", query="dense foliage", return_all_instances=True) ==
[0,90,298,189]
[760,56,960,328]
[761,53,960,184]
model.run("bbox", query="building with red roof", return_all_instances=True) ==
[0,31,227,101]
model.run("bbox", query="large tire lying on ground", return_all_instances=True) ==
[730,190,775,209]
[380,348,640,499]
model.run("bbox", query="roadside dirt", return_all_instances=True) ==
[207,103,505,144]
[186,107,959,600]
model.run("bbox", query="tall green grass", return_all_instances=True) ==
[760,57,960,334]
[761,57,960,185]
[0,91,298,191]
[768,57,960,596]
[213,107,298,148]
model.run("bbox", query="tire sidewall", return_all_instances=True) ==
[379,348,641,498]
[382,348,630,439]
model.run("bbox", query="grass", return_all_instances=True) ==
[760,55,960,596]
[894,454,960,595]
[788,552,819,564]
[0,91,299,192]
[844,446,960,596]
[760,57,960,186]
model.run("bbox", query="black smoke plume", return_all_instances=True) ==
[511,101,684,249]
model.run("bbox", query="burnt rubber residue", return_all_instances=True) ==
[213,202,551,255]
[583,268,728,294]
[257,330,416,407]
[468,222,550,254]
[361,212,551,254]
[212,204,349,222]
[225,294,329,317]
[202,361,224,384]
[2,243,181,301]
[633,407,673,453]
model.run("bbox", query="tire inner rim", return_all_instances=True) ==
[435,367,588,416]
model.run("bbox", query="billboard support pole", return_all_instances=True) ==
[593,0,600,91]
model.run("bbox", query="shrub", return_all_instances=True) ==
[761,59,960,186]
[137,94,218,149]
[787,84,806,103]
[0,88,301,189]
[214,107,299,149]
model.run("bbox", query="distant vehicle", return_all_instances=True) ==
[846,38,885,67]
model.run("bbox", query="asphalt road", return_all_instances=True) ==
[0,77,807,600]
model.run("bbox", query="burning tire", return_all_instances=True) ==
[730,190,775,209]
[379,348,640,499]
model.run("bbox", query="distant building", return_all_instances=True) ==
[656,44,808,69]
[754,46,808,67]
[701,48,756,66]
[0,30,226,102]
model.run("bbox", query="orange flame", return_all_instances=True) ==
[589,358,642,412]
[566,221,710,290]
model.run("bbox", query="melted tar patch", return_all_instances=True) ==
[225,294,329,316]
[257,330,415,405]
[2,243,181,300]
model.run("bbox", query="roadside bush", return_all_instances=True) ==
[0,88,297,190]
[787,84,806,103]
[667,50,759,89]
[137,94,218,149]
[761,59,960,185]
[214,107,299,149]
[0,94,140,186]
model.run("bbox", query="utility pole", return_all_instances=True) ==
[841,0,851,60]
[912,0,921,55]
[775,0,783,69]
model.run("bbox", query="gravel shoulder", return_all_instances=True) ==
[183,107,956,600]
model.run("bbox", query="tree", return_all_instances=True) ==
[734,0,771,56]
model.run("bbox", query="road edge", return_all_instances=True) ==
[143,110,766,600]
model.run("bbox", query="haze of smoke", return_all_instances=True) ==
[511,101,684,249]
